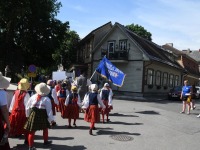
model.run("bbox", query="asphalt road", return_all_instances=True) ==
[9,98,200,150]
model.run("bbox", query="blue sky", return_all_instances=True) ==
[56,0,200,50]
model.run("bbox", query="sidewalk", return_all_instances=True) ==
[9,98,200,150]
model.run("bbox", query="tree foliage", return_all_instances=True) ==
[52,30,80,70]
[126,23,152,41]
[0,0,70,76]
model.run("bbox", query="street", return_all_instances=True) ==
[9,98,200,150]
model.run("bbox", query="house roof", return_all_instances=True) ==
[162,44,184,55]
[162,44,200,76]
[115,23,182,69]
[79,21,112,44]
[188,51,200,62]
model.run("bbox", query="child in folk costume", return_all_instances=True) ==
[82,84,105,135]
[64,86,81,128]
[100,83,113,123]
[47,80,59,125]
[0,72,11,150]
[54,80,62,112]
[9,78,30,144]
[24,83,54,150]
[57,83,69,118]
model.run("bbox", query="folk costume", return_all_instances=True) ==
[47,80,59,125]
[64,86,81,128]
[0,72,11,150]
[24,83,54,150]
[100,83,113,123]
[9,78,30,142]
[57,83,69,118]
[82,84,105,135]
[55,80,62,112]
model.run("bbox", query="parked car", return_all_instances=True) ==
[168,86,182,100]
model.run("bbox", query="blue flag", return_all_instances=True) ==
[95,56,126,87]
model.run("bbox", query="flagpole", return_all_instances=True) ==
[90,70,96,81]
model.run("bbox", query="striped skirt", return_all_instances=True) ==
[24,107,50,131]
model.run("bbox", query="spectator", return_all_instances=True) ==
[0,72,11,149]
[180,80,192,115]
[76,70,87,102]
[5,65,11,77]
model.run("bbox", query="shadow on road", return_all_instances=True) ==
[109,112,139,117]
[135,110,160,115]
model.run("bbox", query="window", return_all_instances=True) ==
[108,41,115,53]
[174,75,179,86]
[147,69,154,85]
[169,74,174,87]
[155,71,161,86]
[108,41,115,58]
[119,40,127,50]
[162,72,168,86]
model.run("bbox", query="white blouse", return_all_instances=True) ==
[64,92,82,107]
[25,94,54,122]
[9,92,30,113]
[82,91,105,109]
[100,88,113,106]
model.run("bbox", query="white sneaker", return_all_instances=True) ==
[197,114,200,118]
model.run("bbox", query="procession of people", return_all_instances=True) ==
[0,70,114,150]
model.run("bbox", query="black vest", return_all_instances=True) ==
[89,93,98,105]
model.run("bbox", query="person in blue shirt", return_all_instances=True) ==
[180,80,192,115]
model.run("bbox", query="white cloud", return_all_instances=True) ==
[131,0,200,50]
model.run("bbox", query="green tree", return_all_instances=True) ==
[0,0,69,75]
[126,24,152,41]
[53,30,80,70]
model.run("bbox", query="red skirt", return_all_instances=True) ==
[100,100,112,115]
[84,105,100,123]
[65,104,79,119]
[58,97,67,118]
[9,110,27,136]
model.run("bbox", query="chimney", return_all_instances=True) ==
[166,43,173,47]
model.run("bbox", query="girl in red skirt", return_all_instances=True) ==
[9,78,30,144]
[82,84,105,135]
[57,83,69,118]
[64,86,81,128]
[100,83,113,123]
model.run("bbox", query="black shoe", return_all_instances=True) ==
[51,121,56,126]
[24,139,28,145]
[89,129,93,135]
[107,119,110,122]
[68,125,72,128]
[29,147,36,150]
[73,123,76,127]
[43,140,52,146]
